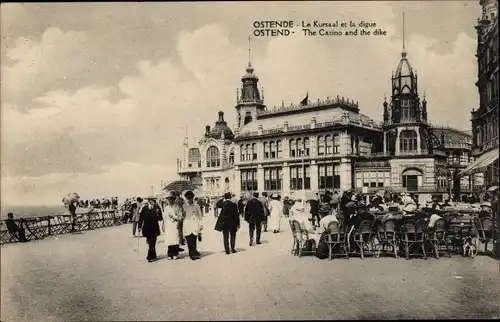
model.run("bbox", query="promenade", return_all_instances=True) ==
[1,216,499,321]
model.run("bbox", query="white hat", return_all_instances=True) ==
[481,202,492,208]
[271,193,279,199]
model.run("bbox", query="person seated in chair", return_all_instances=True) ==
[478,202,492,219]
[5,213,27,243]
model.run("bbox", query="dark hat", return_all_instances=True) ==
[147,196,156,200]
[224,192,232,199]
[184,190,195,198]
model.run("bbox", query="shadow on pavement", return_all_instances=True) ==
[218,248,247,253]
[200,251,215,258]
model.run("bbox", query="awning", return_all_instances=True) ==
[458,148,499,177]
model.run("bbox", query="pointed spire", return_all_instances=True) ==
[246,34,254,73]
[402,12,406,57]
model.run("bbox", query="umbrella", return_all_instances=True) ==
[62,193,80,205]
[291,190,317,202]
[487,186,499,192]
[375,189,392,200]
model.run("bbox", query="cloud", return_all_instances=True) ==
[1,2,479,205]
[1,163,177,206]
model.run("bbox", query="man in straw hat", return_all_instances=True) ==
[182,190,204,260]
[137,196,163,263]
[163,191,184,260]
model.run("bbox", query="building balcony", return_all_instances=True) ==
[354,186,449,194]
[370,149,446,158]
[447,161,469,168]
[472,136,499,156]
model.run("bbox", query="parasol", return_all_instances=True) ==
[62,193,80,206]
[291,190,317,202]
[375,189,392,200]
[487,186,499,192]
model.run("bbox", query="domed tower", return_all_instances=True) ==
[235,39,266,131]
[383,14,441,156]
[209,111,234,141]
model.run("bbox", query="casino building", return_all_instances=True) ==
[459,0,499,190]
[176,41,473,203]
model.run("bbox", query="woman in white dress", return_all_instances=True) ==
[162,191,184,260]
[268,194,283,233]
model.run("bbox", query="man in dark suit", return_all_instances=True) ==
[138,197,163,263]
[215,192,240,254]
[244,192,265,246]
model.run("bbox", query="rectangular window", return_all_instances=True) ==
[277,141,282,158]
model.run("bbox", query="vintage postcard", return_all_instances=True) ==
[1,1,498,321]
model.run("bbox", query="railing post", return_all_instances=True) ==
[47,217,51,236]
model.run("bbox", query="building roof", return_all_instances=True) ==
[395,52,414,77]
[208,111,234,140]
[163,181,198,192]
[431,126,472,148]
[237,105,379,136]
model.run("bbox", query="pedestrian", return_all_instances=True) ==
[215,192,240,254]
[69,200,78,233]
[131,197,143,236]
[282,196,291,218]
[331,190,340,211]
[182,190,204,260]
[309,193,320,227]
[245,192,265,246]
[259,192,270,232]
[163,191,184,260]
[268,194,282,233]
[137,197,163,263]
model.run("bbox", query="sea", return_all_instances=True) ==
[0,205,69,219]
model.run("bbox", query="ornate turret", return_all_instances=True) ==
[383,94,389,122]
[209,111,234,140]
[235,36,266,131]
[422,92,428,121]
[382,13,441,157]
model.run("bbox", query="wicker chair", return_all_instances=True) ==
[427,219,451,259]
[325,221,349,260]
[290,220,316,257]
[401,220,427,260]
[376,220,399,258]
[474,217,495,252]
[352,220,374,259]
[289,220,299,255]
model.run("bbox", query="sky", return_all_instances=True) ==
[1,1,481,206]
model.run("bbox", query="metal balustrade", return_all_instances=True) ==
[0,209,123,245]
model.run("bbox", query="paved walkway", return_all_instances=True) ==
[1,216,499,321]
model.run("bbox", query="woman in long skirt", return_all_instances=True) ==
[268,194,282,233]
[163,191,184,260]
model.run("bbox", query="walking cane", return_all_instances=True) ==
[134,235,140,254]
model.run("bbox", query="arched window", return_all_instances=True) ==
[402,168,423,191]
[188,148,201,168]
[296,138,303,156]
[252,143,257,160]
[270,141,276,158]
[290,139,297,157]
[318,136,325,155]
[399,130,418,153]
[263,142,269,159]
[303,138,310,156]
[206,146,220,167]
[332,134,339,154]
[229,151,234,165]
[245,144,251,161]
[240,144,245,161]
[325,135,332,154]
